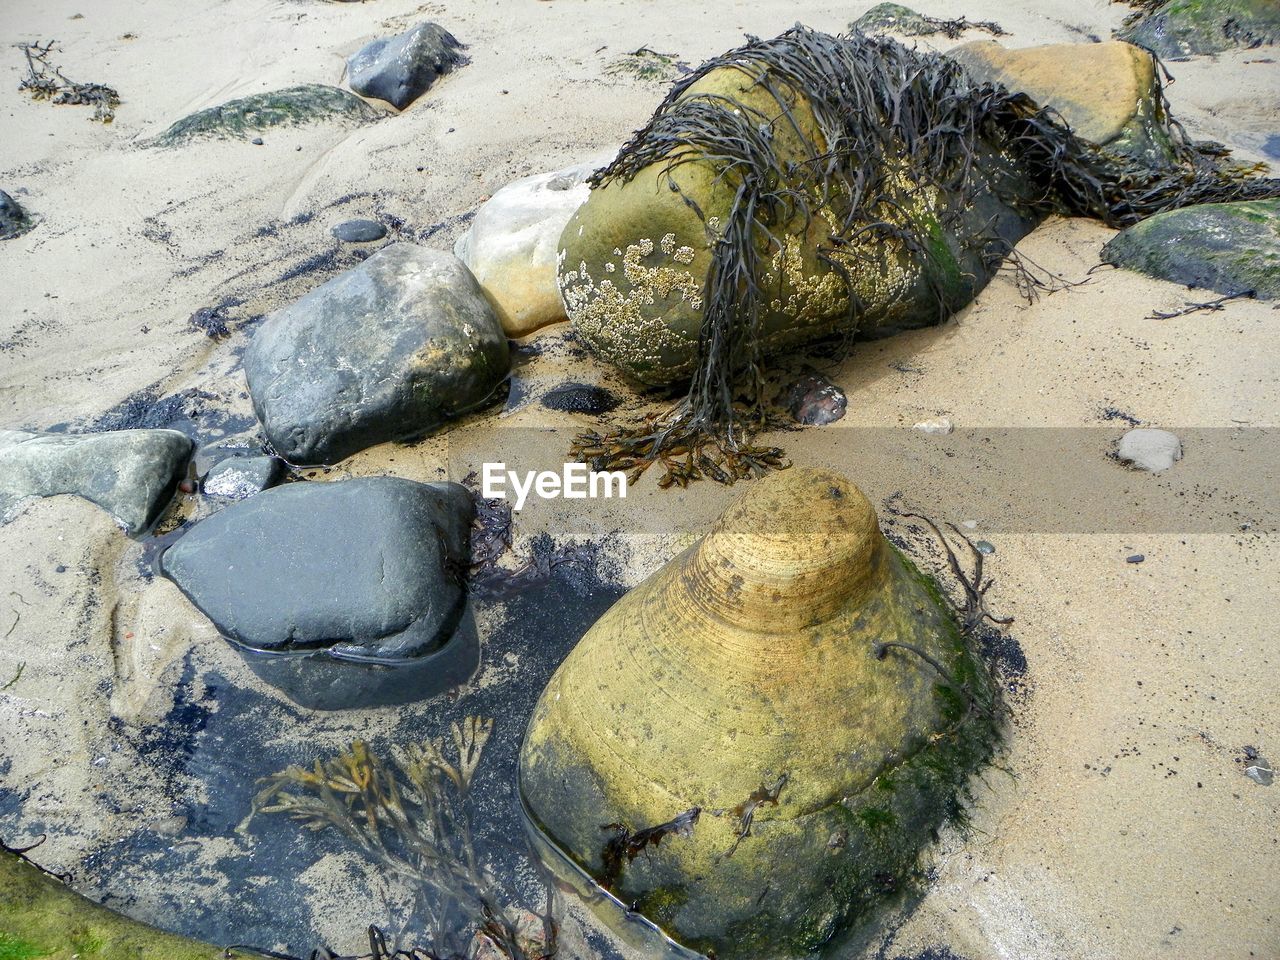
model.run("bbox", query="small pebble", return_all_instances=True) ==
[1245,764,1274,787]
[1117,428,1182,473]
[913,416,953,435]
[251,137,264,145]
[331,218,388,243]
[1126,554,1145,564]
[975,540,995,555]
[961,520,978,529]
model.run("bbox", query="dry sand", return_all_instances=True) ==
[1,0,1278,958]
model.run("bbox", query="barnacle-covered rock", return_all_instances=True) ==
[519,468,1000,959]
[556,58,1035,386]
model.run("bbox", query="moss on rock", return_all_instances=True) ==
[1118,0,1280,58]
[0,851,221,960]
[1101,198,1280,298]
[146,84,383,146]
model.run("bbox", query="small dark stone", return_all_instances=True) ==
[202,454,283,501]
[541,382,621,415]
[250,136,264,145]
[347,21,467,110]
[1127,554,1145,564]
[331,218,387,243]
[188,304,232,340]
[160,476,476,709]
[975,540,996,556]
[0,190,33,241]
[782,372,847,425]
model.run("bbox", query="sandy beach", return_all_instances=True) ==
[1,0,1277,958]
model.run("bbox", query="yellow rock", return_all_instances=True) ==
[948,40,1171,156]
[519,468,1000,958]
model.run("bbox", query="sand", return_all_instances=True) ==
[0,0,1277,958]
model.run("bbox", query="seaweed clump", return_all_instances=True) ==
[17,40,120,122]
[252,719,555,960]
[572,26,1280,486]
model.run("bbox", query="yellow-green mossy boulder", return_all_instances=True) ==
[0,850,221,959]
[519,468,1001,959]
[556,51,1030,387]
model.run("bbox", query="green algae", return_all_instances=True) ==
[1101,198,1280,298]
[145,83,384,147]
[1119,0,1280,58]
[0,851,221,960]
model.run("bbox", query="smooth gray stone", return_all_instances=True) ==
[347,21,466,110]
[0,428,193,536]
[244,243,509,465]
[160,476,476,709]
[0,190,33,240]
[202,454,283,501]
[331,218,387,242]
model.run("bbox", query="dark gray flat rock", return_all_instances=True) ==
[244,243,509,465]
[347,21,466,110]
[331,218,387,242]
[0,428,193,536]
[162,476,471,656]
[202,454,283,501]
[161,476,476,709]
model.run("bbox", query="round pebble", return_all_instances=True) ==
[975,540,995,555]
[250,137,264,145]
[331,218,388,243]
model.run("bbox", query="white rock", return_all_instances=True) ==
[455,151,616,337]
[1117,428,1183,473]
[913,416,954,435]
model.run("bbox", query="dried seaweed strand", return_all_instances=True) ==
[16,40,119,122]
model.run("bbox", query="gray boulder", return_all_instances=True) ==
[0,429,193,536]
[0,190,33,240]
[160,476,476,709]
[1102,199,1280,300]
[202,453,283,501]
[347,22,466,110]
[244,243,510,465]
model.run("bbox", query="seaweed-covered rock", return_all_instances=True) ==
[520,468,999,960]
[244,243,509,465]
[1118,0,1280,58]
[0,850,222,960]
[347,21,466,110]
[948,40,1178,162]
[0,428,192,536]
[161,476,476,710]
[853,3,1005,38]
[146,84,384,146]
[558,46,1041,386]
[0,189,33,240]
[1101,198,1280,299]
[455,155,612,336]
